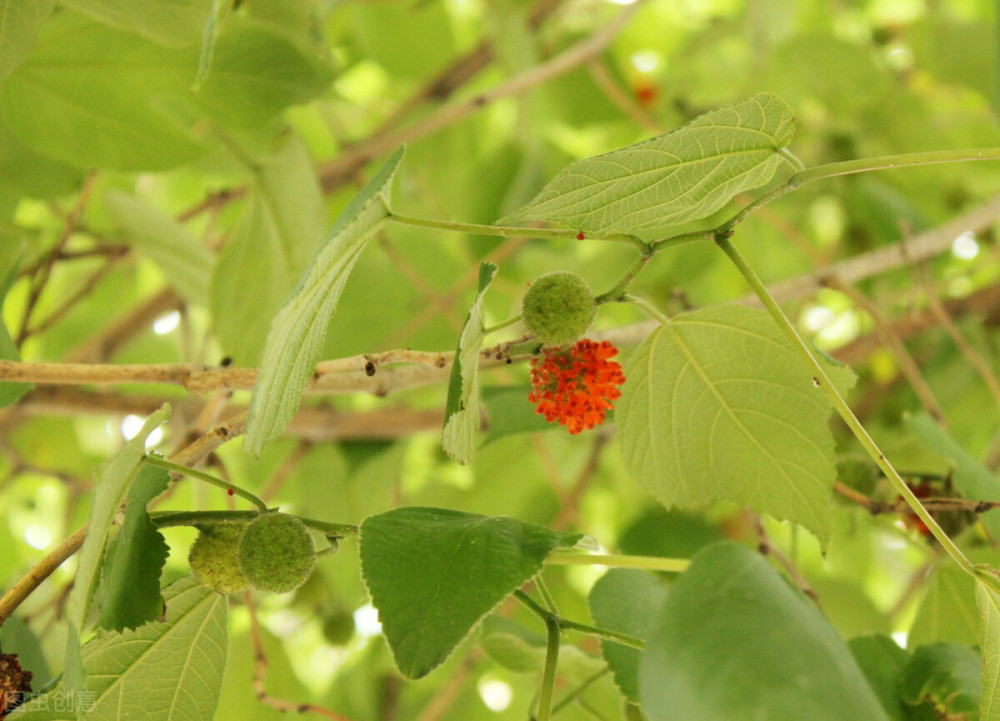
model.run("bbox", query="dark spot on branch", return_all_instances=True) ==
[364,361,376,377]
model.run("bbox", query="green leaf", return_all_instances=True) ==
[640,541,889,721]
[480,385,554,442]
[617,306,841,543]
[977,579,1000,721]
[849,635,910,721]
[906,411,1000,538]
[0,244,31,408]
[358,506,582,679]
[479,616,605,680]
[15,576,229,721]
[0,0,55,81]
[900,642,981,714]
[499,93,796,234]
[244,147,403,456]
[191,17,334,128]
[909,564,980,647]
[62,405,171,695]
[0,12,204,170]
[105,191,214,306]
[96,464,170,632]
[57,0,210,46]
[587,569,669,703]
[442,262,498,464]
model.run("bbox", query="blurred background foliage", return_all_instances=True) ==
[1,0,999,718]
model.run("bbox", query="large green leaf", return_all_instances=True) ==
[57,0,209,46]
[0,12,205,170]
[96,464,170,632]
[62,405,171,695]
[909,564,980,647]
[499,93,796,234]
[640,541,889,721]
[906,412,1000,538]
[211,135,329,363]
[14,576,229,721]
[617,306,842,543]
[0,243,31,408]
[979,579,1000,721]
[244,147,403,456]
[0,0,55,81]
[849,635,915,721]
[900,642,981,714]
[358,506,582,679]
[105,191,214,306]
[587,569,669,703]
[441,262,498,464]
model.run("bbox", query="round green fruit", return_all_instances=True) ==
[522,271,595,347]
[238,512,315,594]
[189,523,251,595]
[321,611,356,646]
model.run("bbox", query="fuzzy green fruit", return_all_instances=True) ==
[238,513,315,594]
[189,523,251,595]
[522,271,595,347]
[321,611,356,646]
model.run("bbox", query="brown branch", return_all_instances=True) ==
[66,288,184,363]
[753,516,819,603]
[17,173,99,345]
[0,408,247,624]
[0,525,88,627]
[316,2,644,192]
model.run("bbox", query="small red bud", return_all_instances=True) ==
[576,232,585,241]
[227,488,235,496]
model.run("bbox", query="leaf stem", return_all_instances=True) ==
[142,455,269,513]
[778,148,806,173]
[546,550,690,573]
[714,233,975,576]
[149,509,359,537]
[483,314,522,336]
[388,212,649,251]
[722,148,1000,232]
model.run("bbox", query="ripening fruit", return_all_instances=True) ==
[321,610,356,646]
[189,523,251,595]
[238,512,315,594]
[522,271,596,347]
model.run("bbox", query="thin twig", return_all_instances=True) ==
[824,276,947,426]
[752,516,819,603]
[552,434,608,530]
[315,1,645,191]
[245,594,358,721]
[0,526,88,627]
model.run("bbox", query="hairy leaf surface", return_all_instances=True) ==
[359,506,581,679]
[442,262,498,464]
[244,147,403,456]
[500,93,796,234]
[618,306,843,542]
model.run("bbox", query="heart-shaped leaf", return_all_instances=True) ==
[359,507,581,679]
[500,93,796,234]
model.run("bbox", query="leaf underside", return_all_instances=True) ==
[500,93,796,234]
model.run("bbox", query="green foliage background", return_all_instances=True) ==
[1,0,1000,719]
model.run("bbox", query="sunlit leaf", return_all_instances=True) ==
[15,576,228,721]
[906,411,1000,538]
[359,506,581,679]
[62,405,170,695]
[618,306,844,543]
[244,147,403,456]
[442,262,498,464]
[641,542,889,720]
[978,579,1000,721]
[899,642,981,714]
[96,464,170,632]
[500,93,796,234]
[105,191,214,306]
[587,569,668,703]
[57,0,209,46]
[0,243,31,408]
[0,0,55,81]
